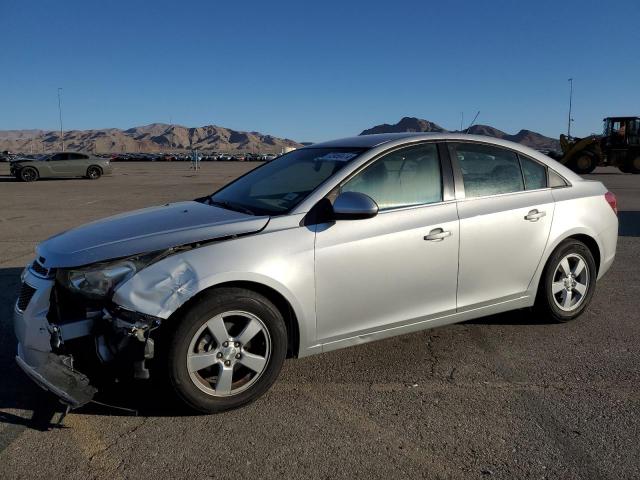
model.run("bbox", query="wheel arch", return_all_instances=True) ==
[528,228,603,298]
[21,164,40,178]
[87,164,103,175]
[566,233,601,275]
[530,230,603,298]
[164,280,301,359]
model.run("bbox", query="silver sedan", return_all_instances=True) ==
[14,133,618,413]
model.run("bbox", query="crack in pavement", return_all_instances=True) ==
[468,327,608,480]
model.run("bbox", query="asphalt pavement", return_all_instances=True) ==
[0,163,638,479]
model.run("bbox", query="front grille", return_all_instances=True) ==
[17,283,37,311]
[31,260,50,277]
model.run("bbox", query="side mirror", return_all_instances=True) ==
[332,191,378,220]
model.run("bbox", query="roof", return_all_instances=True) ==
[306,132,438,149]
[305,132,548,151]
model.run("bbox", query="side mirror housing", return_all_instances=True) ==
[332,191,378,220]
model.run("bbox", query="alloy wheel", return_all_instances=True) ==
[21,168,36,182]
[551,253,590,311]
[186,310,271,397]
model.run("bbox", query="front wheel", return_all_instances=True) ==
[161,288,287,413]
[622,156,640,174]
[534,239,597,322]
[20,167,39,182]
[570,154,597,174]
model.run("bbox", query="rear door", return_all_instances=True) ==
[449,142,554,310]
[47,153,74,176]
[69,153,90,176]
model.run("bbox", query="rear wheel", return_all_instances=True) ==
[535,239,597,322]
[86,166,102,179]
[20,167,38,182]
[161,288,287,413]
[571,154,597,174]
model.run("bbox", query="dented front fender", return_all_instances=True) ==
[111,224,318,356]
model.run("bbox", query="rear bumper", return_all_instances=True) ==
[597,221,618,280]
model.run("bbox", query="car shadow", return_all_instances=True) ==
[462,308,553,326]
[619,211,640,237]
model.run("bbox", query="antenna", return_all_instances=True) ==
[465,111,480,133]
[567,78,574,138]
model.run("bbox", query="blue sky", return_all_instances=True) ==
[1,0,638,142]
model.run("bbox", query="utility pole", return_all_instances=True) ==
[57,88,65,151]
[460,112,464,131]
[567,78,574,138]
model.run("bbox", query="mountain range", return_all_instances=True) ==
[0,117,559,154]
[360,117,559,151]
[0,124,302,154]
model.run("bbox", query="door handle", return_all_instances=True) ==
[424,228,452,241]
[524,209,546,221]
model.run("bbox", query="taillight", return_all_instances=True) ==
[604,191,617,215]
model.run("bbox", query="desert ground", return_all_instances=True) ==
[0,162,638,479]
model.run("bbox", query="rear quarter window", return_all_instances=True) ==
[519,155,547,190]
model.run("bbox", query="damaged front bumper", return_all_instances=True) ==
[16,347,97,408]
[14,262,158,408]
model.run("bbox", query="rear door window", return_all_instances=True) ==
[449,143,524,198]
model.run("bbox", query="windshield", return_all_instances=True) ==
[209,147,365,215]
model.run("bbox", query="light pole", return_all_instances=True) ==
[567,78,574,138]
[57,88,64,151]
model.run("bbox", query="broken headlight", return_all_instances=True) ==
[57,252,166,299]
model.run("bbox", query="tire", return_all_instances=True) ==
[160,287,287,413]
[622,155,640,174]
[86,166,102,179]
[534,239,597,323]
[20,167,39,182]
[570,154,597,175]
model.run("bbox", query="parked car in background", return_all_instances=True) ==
[261,153,277,161]
[10,152,112,181]
[14,133,617,413]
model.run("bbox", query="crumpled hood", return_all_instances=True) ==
[37,201,269,268]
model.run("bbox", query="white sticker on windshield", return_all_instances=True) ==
[316,152,358,161]
[283,192,299,201]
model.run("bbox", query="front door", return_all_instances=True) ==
[48,153,74,176]
[314,142,459,343]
